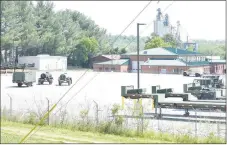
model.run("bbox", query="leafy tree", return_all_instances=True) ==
[145,36,171,49]
[162,34,177,47]
[1,1,20,62]
[69,37,98,67]
[145,32,158,44]
[1,0,223,67]
[120,48,127,54]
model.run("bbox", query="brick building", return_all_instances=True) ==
[121,47,178,72]
[141,59,211,74]
[93,59,129,72]
[90,55,120,68]
[209,60,226,74]
[92,47,226,74]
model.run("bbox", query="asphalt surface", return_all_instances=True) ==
[1,71,226,138]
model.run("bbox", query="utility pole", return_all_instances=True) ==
[137,23,146,89]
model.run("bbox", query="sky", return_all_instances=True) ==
[52,1,225,41]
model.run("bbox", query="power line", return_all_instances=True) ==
[28,72,100,141]
[109,1,153,68]
[53,72,100,116]
[123,1,175,50]
[19,70,90,143]
[109,1,153,48]
[19,1,153,142]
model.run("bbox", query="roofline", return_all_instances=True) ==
[178,54,204,56]
[122,48,179,56]
[163,47,203,55]
[122,54,178,56]
[141,64,186,67]
[94,63,122,66]
[209,62,226,63]
[93,59,129,65]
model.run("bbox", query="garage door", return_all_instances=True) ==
[132,61,144,73]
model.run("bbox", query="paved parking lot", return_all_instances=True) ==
[1,71,226,138]
[1,71,197,111]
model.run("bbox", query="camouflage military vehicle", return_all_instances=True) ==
[12,64,36,87]
[184,77,225,100]
[38,72,53,85]
[58,73,72,86]
[202,74,225,88]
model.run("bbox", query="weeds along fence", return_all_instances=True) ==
[1,95,226,140]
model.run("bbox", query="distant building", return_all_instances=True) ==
[93,59,129,72]
[92,47,226,75]
[208,59,226,74]
[18,54,67,71]
[90,55,120,68]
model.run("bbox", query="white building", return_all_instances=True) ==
[18,54,67,71]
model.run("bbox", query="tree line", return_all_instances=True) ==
[1,1,225,68]
[1,1,129,67]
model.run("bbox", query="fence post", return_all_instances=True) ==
[217,119,220,137]
[93,101,99,126]
[7,94,13,118]
[195,109,197,137]
[46,97,50,125]
[141,106,144,134]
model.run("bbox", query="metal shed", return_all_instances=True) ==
[18,54,67,71]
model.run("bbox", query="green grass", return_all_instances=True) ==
[1,120,170,143]
[1,120,225,144]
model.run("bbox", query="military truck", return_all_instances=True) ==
[183,68,204,77]
[184,77,225,100]
[38,72,53,85]
[12,64,36,87]
[58,73,72,86]
[202,74,225,88]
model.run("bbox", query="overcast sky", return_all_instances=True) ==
[52,1,225,41]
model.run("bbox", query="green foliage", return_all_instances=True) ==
[23,112,37,125]
[162,34,177,47]
[1,105,225,144]
[79,109,89,121]
[145,36,171,49]
[1,1,224,67]
[196,40,225,59]
[0,1,123,66]
[111,104,120,116]
[144,33,179,49]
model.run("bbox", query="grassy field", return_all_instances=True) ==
[1,120,172,143]
[1,120,225,144]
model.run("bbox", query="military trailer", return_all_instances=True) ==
[58,73,72,86]
[38,72,53,85]
[12,64,36,87]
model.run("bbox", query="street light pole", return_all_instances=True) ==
[137,23,146,89]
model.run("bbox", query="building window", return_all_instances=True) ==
[105,68,109,72]
[99,68,102,71]
[173,68,179,74]
[111,68,115,71]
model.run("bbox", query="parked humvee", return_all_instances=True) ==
[38,72,53,85]
[58,73,72,86]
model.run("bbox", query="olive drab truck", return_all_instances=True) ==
[12,64,36,87]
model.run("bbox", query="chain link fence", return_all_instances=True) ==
[1,94,226,140]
